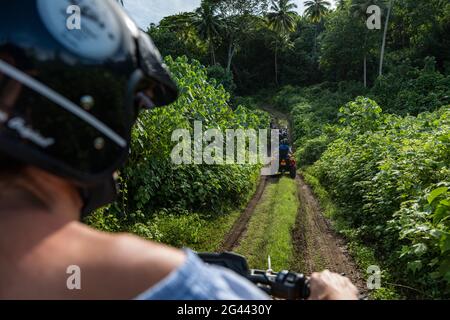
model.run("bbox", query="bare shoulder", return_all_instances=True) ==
[71,224,186,299]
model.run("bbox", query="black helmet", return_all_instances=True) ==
[0,0,179,215]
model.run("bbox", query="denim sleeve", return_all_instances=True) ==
[135,249,270,300]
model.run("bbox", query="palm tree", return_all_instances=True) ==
[267,0,298,34]
[193,1,222,65]
[304,0,331,56]
[160,13,200,46]
[304,0,331,23]
[336,0,348,10]
[267,0,298,85]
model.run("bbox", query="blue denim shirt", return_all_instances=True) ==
[135,250,269,300]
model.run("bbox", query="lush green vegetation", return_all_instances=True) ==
[284,85,449,298]
[109,0,450,299]
[147,0,450,95]
[87,56,269,250]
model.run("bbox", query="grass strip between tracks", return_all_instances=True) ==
[234,176,299,271]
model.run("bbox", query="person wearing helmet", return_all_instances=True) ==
[0,0,359,300]
[279,142,292,162]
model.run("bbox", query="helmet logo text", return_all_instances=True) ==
[0,110,55,148]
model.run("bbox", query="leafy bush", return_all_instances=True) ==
[207,64,237,95]
[296,134,330,166]
[272,85,307,113]
[309,98,450,298]
[389,184,450,297]
[118,56,268,216]
[288,87,359,167]
[371,57,450,115]
[150,211,206,248]
[285,79,450,298]
[88,56,269,247]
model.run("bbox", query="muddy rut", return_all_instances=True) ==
[220,176,269,251]
[292,175,367,295]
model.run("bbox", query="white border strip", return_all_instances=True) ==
[0,59,127,148]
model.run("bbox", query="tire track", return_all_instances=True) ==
[292,174,368,295]
[220,176,269,251]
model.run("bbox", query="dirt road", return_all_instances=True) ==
[292,175,367,294]
[220,176,269,251]
[220,104,367,295]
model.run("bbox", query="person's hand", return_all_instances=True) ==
[308,270,359,300]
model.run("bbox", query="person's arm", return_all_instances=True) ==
[97,233,358,300]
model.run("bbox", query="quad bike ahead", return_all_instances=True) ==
[279,144,297,179]
[279,155,297,179]
[198,252,310,300]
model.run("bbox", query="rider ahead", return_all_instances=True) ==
[0,1,358,300]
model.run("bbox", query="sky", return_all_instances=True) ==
[124,0,337,30]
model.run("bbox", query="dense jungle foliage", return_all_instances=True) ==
[280,59,450,298]
[87,56,269,248]
[104,0,450,298]
[297,95,449,298]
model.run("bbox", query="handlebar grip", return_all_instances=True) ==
[197,252,311,300]
[272,270,310,300]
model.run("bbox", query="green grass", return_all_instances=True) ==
[234,177,299,271]
[188,210,242,252]
[189,174,264,252]
[302,168,400,300]
[91,173,265,253]
[89,201,247,252]
[302,171,338,219]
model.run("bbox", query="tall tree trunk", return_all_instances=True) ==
[379,0,393,77]
[210,40,216,65]
[363,30,368,88]
[207,30,216,65]
[274,43,279,86]
[364,55,367,88]
[227,40,235,72]
[313,25,318,57]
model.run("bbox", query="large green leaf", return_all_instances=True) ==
[428,187,448,204]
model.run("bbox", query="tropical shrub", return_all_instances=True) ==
[371,57,450,115]
[308,98,450,298]
[389,185,450,297]
[207,64,237,95]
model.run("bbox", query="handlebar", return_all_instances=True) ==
[197,252,311,300]
[248,269,311,300]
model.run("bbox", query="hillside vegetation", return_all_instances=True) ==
[87,56,269,251]
[276,68,450,298]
